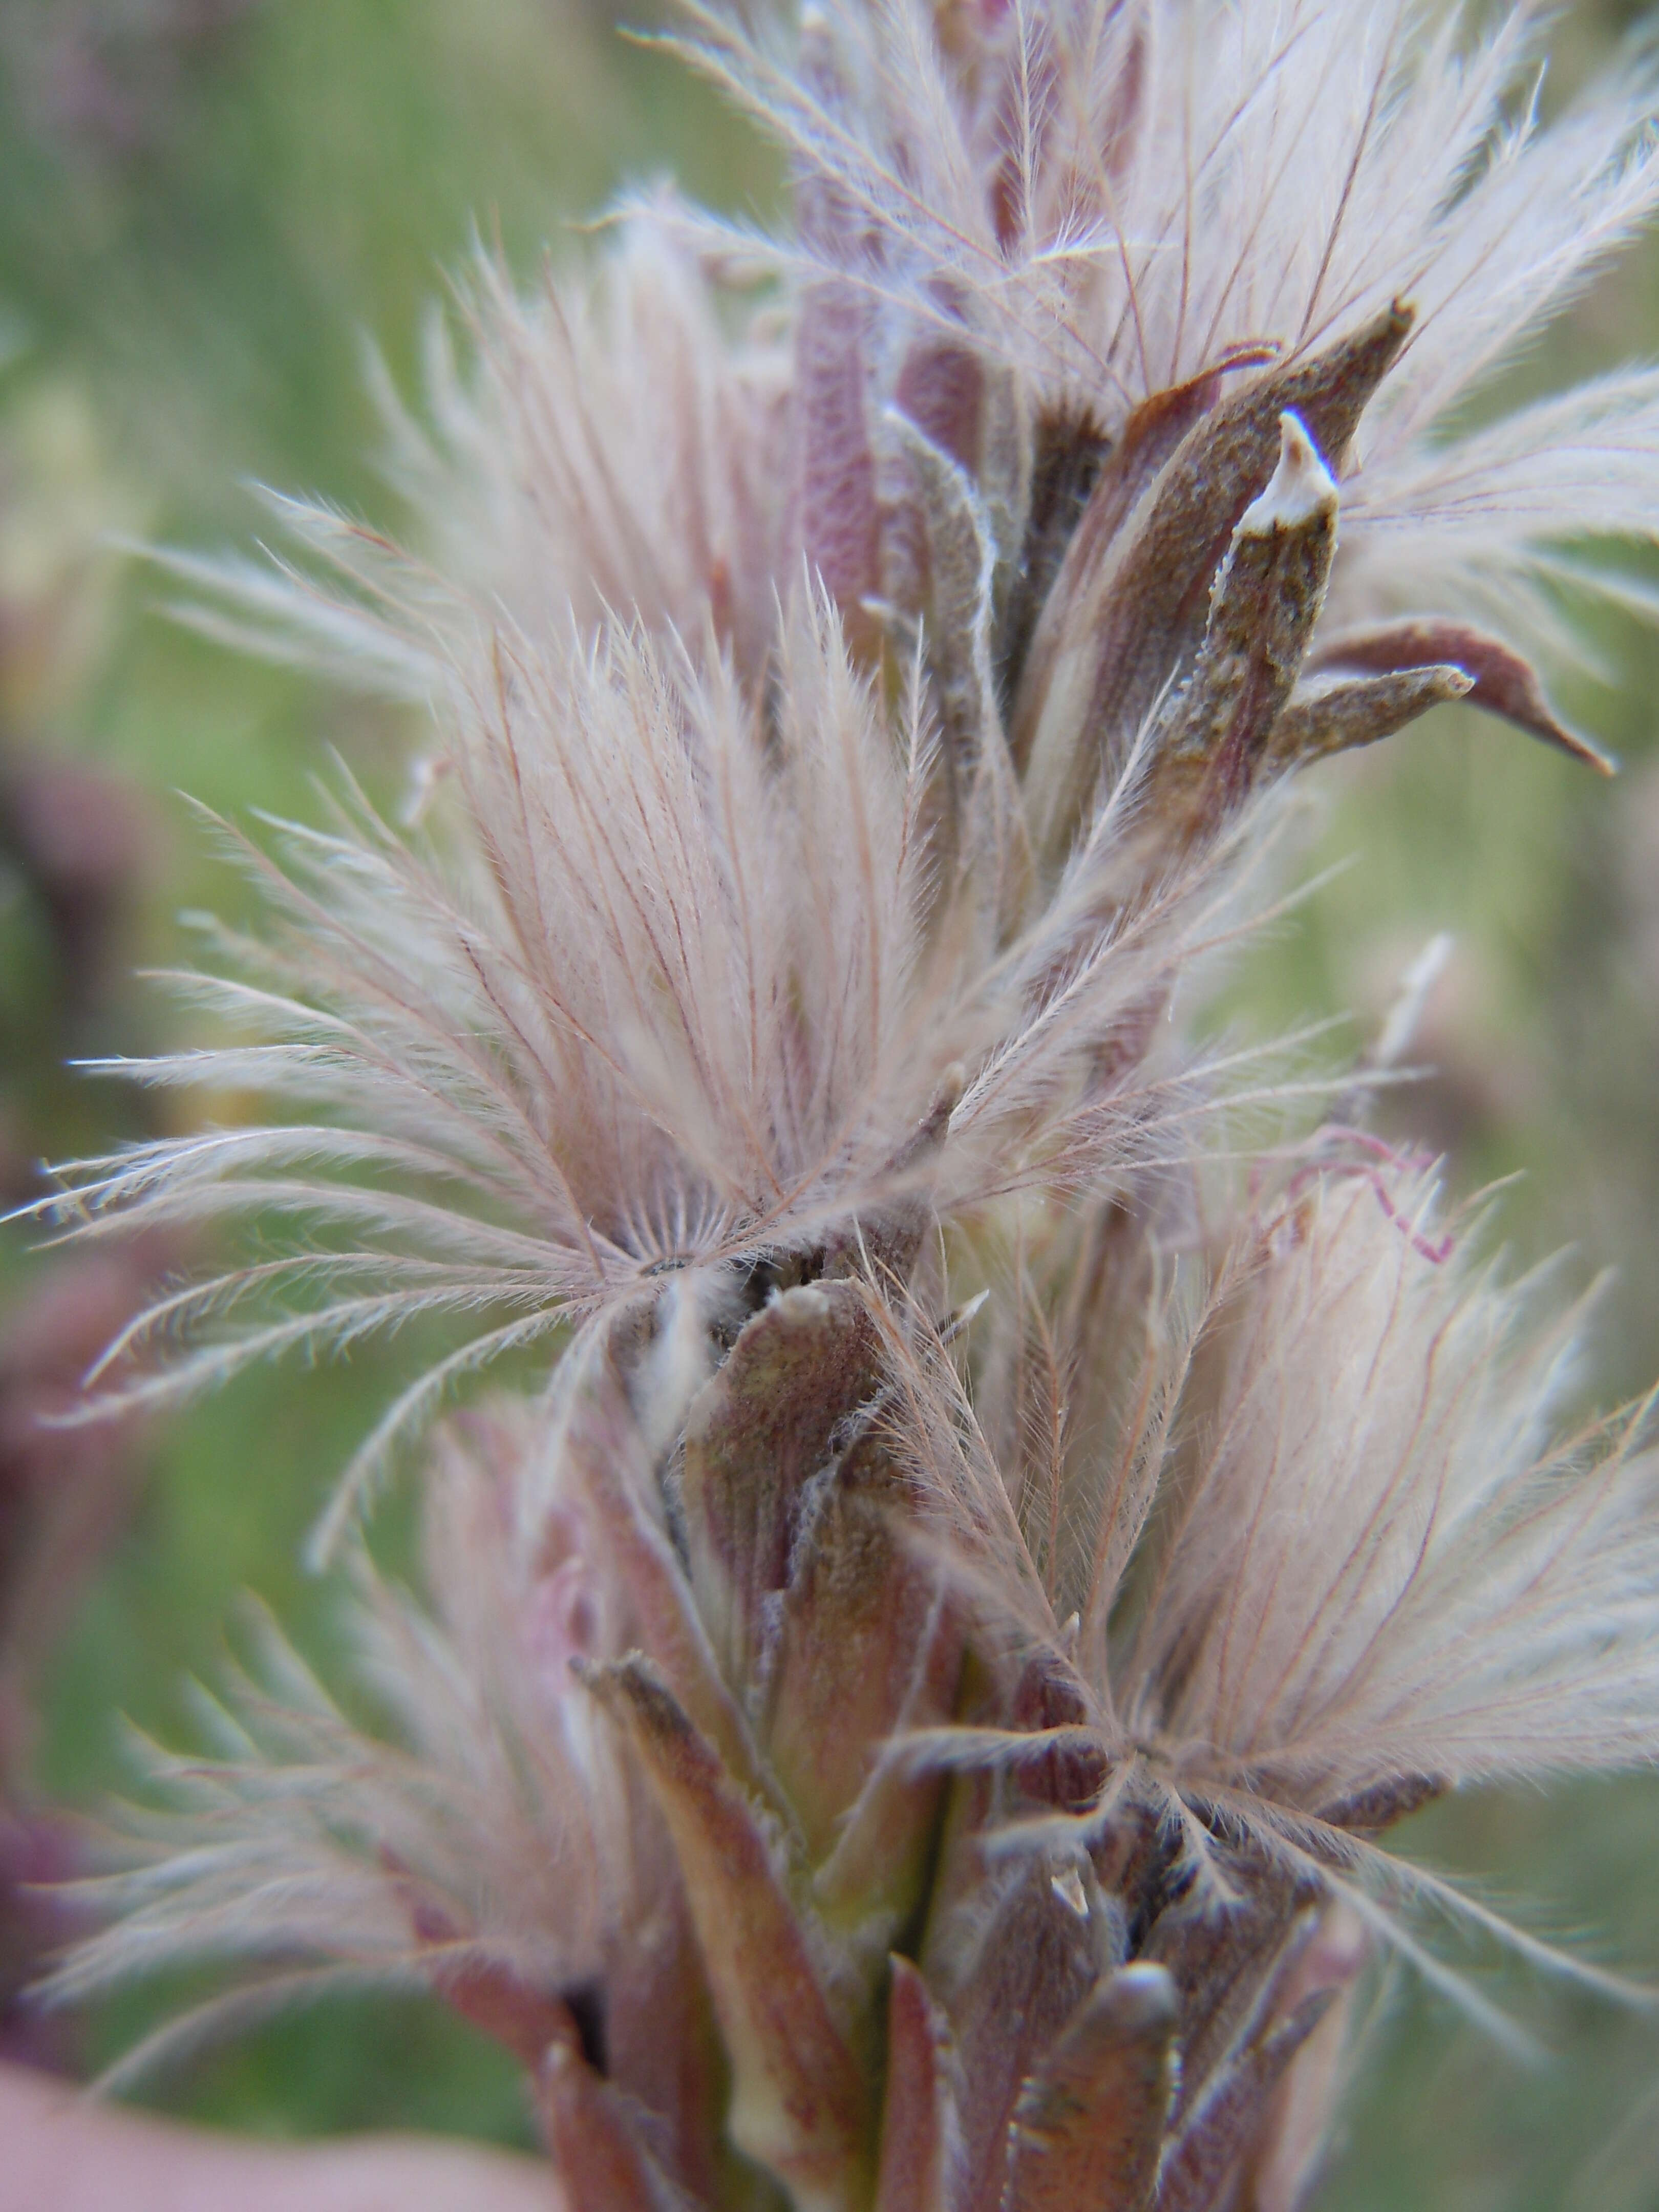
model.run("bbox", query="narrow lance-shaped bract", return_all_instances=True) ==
[32,5,1659,2210]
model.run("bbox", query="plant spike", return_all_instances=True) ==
[41,6,1659,2209]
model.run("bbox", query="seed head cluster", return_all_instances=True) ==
[31,5,1659,2208]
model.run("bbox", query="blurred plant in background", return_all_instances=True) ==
[0,2,1657,2207]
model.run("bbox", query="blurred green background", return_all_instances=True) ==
[0,2,1655,2205]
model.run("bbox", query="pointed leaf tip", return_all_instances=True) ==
[1267,663,1473,772]
[1308,620,1616,774]
[1011,304,1407,868]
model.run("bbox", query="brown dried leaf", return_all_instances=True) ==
[1265,664,1473,772]
[1015,306,1411,862]
[1137,412,1339,842]
[998,406,1114,721]
[1008,347,1279,768]
[1307,618,1616,773]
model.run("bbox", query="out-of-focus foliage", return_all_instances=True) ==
[0,2,1654,2203]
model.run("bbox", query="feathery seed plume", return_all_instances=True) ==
[28,5,1659,2207]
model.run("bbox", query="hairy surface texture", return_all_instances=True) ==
[27,5,1659,2210]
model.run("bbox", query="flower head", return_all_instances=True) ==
[30,7,1659,2206]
